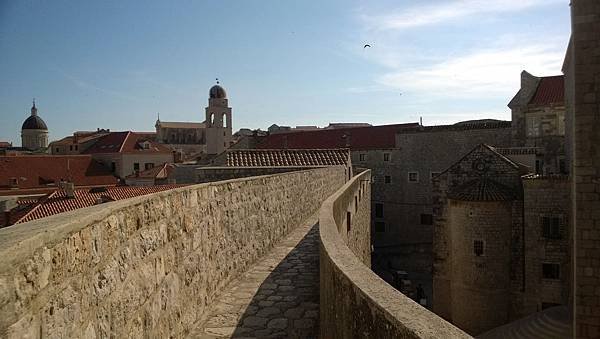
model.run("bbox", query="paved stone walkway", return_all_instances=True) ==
[188,216,320,339]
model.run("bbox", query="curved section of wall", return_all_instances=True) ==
[0,167,345,338]
[319,170,471,339]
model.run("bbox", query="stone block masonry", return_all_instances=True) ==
[0,167,346,338]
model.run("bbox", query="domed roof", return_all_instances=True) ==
[209,85,227,99]
[21,103,48,130]
[22,115,48,130]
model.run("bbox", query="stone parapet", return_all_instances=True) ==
[0,167,346,338]
[319,170,470,338]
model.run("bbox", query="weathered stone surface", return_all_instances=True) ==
[0,168,345,338]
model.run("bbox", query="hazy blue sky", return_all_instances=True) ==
[0,0,570,144]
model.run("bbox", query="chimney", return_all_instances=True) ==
[65,182,75,198]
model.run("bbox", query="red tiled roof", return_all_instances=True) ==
[529,75,565,106]
[0,142,12,148]
[226,149,350,167]
[84,132,170,154]
[257,123,419,150]
[0,155,118,190]
[10,184,187,225]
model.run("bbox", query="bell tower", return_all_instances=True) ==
[205,80,232,155]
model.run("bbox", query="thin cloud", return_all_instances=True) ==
[361,0,565,31]
[377,44,565,98]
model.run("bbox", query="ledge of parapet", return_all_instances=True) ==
[318,170,471,339]
[0,166,338,271]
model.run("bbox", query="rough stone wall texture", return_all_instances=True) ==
[0,167,345,338]
[319,170,470,338]
[571,1,600,337]
[448,200,513,336]
[520,178,571,318]
[432,145,523,323]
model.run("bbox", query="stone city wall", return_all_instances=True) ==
[319,170,470,338]
[196,166,320,183]
[0,167,345,338]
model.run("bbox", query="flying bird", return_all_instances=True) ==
[364,44,371,48]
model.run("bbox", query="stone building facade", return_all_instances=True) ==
[432,144,572,336]
[155,84,233,157]
[568,1,600,337]
[509,71,567,175]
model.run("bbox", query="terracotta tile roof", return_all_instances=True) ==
[0,142,12,148]
[257,123,419,150]
[84,132,170,154]
[157,121,205,129]
[10,184,187,225]
[225,149,350,167]
[0,155,118,190]
[125,163,175,179]
[529,75,565,106]
[448,178,516,201]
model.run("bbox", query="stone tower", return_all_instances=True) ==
[21,100,48,150]
[205,83,232,155]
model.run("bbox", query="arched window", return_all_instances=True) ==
[223,114,228,128]
[210,113,215,125]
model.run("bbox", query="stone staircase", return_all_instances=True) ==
[477,306,571,339]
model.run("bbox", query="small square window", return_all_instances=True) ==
[542,263,560,280]
[133,163,140,172]
[384,175,391,184]
[359,154,366,162]
[375,203,384,218]
[383,153,390,162]
[542,216,561,239]
[474,240,484,256]
[375,221,385,233]
[408,172,419,183]
[420,214,433,225]
[144,163,154,170]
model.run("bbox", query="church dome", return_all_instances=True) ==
[22,115,48,130]
[21,103,48,130]
[209,85,227,99]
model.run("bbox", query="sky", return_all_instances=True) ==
[0,0,571,144]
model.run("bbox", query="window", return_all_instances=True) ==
[346,212,352,232]
[69,145,73,151]
[384,175,391,184]
[55,148,59,153]
[359,154,366,162]
[527,116,541,137]
[542,216,561,239]
[74,145,78,151]
[223,114,228,128]
[375,221,385,233]
[355,196,358,212]
[133,163,140,172]
[473,240,484,256]
[8,177,18,186]
[535,160,544,174]
[383,153,390,162]
[420,214,433,225]
[430,172,441,182]
[559,158,567,174]
[110,162,116,172]
[408,172,419,182]
[542,263,560,280]
[375,203,384,218]
[144,163,154,170]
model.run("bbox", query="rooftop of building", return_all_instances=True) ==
[156,121,206,129]
[258,123,420,150]
[0,155,118,191]
[83,131,170,154]
[125,163,175,179]
[396,120,512,134]
[448,177,517,201]
[225,149,350,167]
[529,75,565,106]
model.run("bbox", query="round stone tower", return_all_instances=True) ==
[21,100,49,150]
[447,178,514,335]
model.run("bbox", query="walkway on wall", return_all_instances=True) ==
[188,215,320,339]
